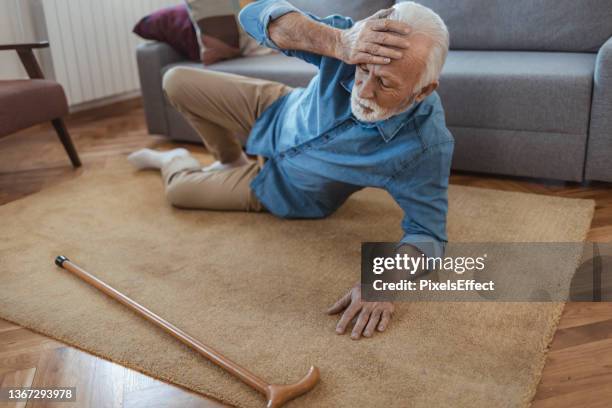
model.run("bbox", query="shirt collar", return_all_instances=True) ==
[340,75,430,143]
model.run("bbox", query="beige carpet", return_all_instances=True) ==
[0,155,594,408]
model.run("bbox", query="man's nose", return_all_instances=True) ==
[357,74,376,100]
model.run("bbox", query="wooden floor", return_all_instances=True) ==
[1,99,611,407]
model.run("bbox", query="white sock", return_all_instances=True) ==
[127,148,190,170]
[202,152,250,172]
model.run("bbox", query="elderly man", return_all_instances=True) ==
[128,0,453,340]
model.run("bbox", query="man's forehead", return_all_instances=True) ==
[372,33,432,76]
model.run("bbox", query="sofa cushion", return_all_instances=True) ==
[289,0,395,21]
[439,51,596,135]
[0,79,68,137]
[168,51,596,136]
[401,0,612,52]
[163,53,318,88]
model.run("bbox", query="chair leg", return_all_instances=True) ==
[51,118,81,168]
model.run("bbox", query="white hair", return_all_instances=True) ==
[388,1,449,93]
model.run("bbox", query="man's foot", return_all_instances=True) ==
[127,148,190,170]
[202,152,250,172]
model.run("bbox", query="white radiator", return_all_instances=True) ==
[42,0,180,106]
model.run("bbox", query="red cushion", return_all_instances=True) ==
[133,5,200,61]
[0,79,68,137]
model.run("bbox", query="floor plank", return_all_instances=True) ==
[557,303,612,330]
[89,357,125,408]
[0,367,36,408]
[28,347,96,408]
[550,318,612,350]
[123,385,226,408]
[533,338,612,402]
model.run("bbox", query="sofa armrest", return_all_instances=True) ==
[586,37,612,181]
[136,41,186,135]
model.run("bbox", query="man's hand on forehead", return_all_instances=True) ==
[336,7,412,66]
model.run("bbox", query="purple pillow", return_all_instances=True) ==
[133,5,200,61]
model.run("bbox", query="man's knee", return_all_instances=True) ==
[162,66,191,105]
[165,178,194,208]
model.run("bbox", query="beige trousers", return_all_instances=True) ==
[160,67,293,211]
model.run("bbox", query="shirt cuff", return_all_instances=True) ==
[397,234,446,261]
[259,1,301,50]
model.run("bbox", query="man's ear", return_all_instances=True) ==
[415,81,439,102]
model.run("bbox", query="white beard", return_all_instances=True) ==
[350,87,415,123]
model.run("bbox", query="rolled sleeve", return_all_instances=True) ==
[238,0,353,67]
[399,233,445,260]
[238,0,300,51]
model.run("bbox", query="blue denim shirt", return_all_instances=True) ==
[238,0,454,258]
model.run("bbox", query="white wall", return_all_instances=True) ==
[0,0,38,79]
[1,0,180,108]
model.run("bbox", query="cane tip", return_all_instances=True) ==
[55,255,69,267]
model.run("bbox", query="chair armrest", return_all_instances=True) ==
[0,41,49,51]
[136,41,187,136]
[585,37,612,181]
[0,42,49,79]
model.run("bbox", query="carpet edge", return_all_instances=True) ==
[520,302,565,408]
[520,199,596,408]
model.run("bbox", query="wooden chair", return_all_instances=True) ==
[0,41,81,167]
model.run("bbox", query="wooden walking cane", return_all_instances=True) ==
[54,256,320,408]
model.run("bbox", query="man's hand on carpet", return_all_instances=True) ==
[336,8,412,65]
[327,282,395,340]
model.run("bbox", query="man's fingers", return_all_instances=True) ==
[354,52,391,65]
[327,291,351,315]
[336,305,360,334]
[359,43,402,60]
[351,308,372,340]
[368,32,411,50]
[363,309,382,338]
[370,19,411,35]
[378,309,392,332]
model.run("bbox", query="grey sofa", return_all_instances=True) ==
[136,0,612,183]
